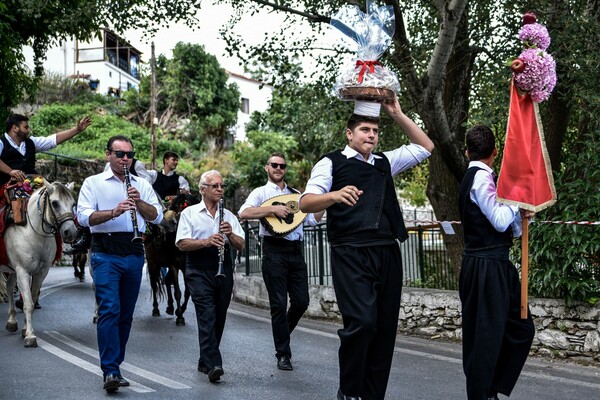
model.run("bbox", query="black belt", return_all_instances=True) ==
[262,236,303,253]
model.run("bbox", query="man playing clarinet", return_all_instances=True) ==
[77,135,163,393]
[175,169,245,383]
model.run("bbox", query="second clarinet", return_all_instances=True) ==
[122,164,144,243]
[216,197,226,278]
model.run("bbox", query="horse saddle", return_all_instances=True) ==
[3,187,28,226]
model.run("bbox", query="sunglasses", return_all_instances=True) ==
[269,162,287,170]
[110,149,135,158]
[203,183,227,190]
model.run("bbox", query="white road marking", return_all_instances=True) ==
[37,337,154,393]
[45,331,190,389]
[227,308,600,390]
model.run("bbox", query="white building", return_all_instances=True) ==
[24,28,141,96]
[24,31,272,142]
[226,71,272,142]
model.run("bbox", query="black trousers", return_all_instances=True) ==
[459,251,535,400]
[262,238,309,358]
[331,243,403,400]
[186,264,233,370]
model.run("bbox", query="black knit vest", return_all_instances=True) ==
[459,167,513,250]
[325,150,408,245]
[0,136,36,186]
[152,172,180,199]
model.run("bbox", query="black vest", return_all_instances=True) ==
[0,136,37,187]
[186,245,232,271]
[152,172,180,199]
[129,159,140,177]
[459,167,513,250]
[325,150,408,245]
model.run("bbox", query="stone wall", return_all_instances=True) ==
[233,273,600,363]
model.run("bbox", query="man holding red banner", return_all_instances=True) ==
[458,125,536,400]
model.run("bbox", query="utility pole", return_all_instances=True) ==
[150,41,157,169]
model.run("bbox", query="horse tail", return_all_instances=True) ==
[0,271,7,302]
[147,263,166,302]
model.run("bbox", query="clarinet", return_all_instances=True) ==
[215,197,226,278]
[122,164,144,243]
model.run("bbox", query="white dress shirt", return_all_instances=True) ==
[1,132,57,154]
[176,201,244,246]
[77,169,163,232]
[301,143,431,198]
[238,181,319,241]
[468,161,522,237]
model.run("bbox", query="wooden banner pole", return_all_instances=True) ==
[521,217,529,319]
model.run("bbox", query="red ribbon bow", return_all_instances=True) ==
[355,60,381,83]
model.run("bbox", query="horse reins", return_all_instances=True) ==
[30,186,75,236]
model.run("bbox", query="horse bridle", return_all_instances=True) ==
[30,186,75,236]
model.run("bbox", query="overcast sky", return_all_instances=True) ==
[124,2,339,77]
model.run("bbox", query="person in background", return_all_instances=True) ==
[458,124,535,400]
[238,152,324,371]
[148,151,190,199]
[103,157,152,183]
[77,135,163,393]
[176,170,244,384]
[300,97,434,400]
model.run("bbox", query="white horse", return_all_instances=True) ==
[0,180,77,347]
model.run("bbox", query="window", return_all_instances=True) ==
[241,98,250,114]
[77,48,104,62]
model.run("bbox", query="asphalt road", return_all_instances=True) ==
[1,266,599,400]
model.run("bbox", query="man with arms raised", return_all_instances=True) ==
[300,98,434,400]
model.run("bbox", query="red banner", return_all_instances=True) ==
[497,80,556,211]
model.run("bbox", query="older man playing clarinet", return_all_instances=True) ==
[176,170,245,384]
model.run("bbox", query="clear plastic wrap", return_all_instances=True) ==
[330,2,399,102]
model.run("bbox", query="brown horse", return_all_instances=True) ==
[145,193,199,326]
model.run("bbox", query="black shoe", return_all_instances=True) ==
[277,355,293,371]
[208,366,224,383]
[198,362,209,374]
[117,375,130,387]
[15,299,23,310]
[337,388,361,400]
[34,301,41,309]
[103,374,120,393]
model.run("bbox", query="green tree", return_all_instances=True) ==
[218,0,600,278]
[0,0,202,118]
[124,43,240,153]
[231,130,299,189]
[165,43,240,152]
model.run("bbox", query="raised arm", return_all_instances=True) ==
[55,116,92,145]
[382,97,434,153]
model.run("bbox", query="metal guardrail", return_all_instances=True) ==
[240,220,458,290]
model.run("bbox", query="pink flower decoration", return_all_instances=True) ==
[514,48,557,103]
[519,23,551,50]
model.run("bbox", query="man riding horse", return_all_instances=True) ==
[0,113,91,286]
